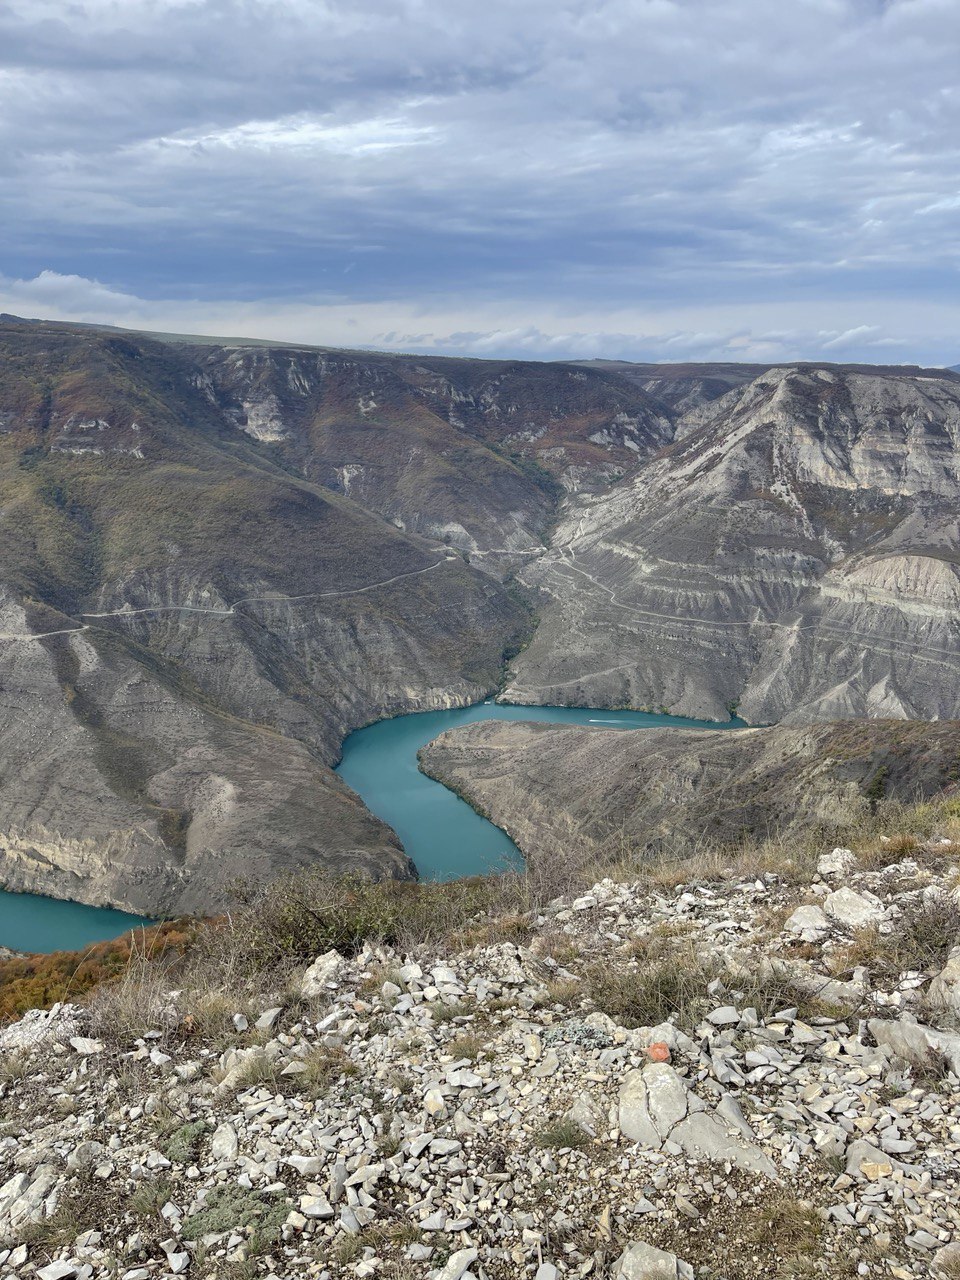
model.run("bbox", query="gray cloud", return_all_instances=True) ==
[1,0,958,361]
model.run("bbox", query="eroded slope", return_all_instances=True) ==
[0,324,539,911]
[506,366,960,722]
[419,717,960,864]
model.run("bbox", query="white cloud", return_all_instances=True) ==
[3,271,951,366]
[1,1,959,362]
[154,113,438,156]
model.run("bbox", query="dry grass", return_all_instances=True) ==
[856,832,921,870]
[933,1250,960,1279]
[535,1117,591,1150]
[427,998,474,1023]
[582,935,719,1029]
[449,912,533,950]
[446,1032,486,1061]
[295,1045,358,1099]
[735,1193,825,1277]
[531,930,583,966]
[0,1050,30,1090]
[835,895,958,982]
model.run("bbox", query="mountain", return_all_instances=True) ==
[420,716,960,862]
[0,319,673,913]
[2,317,960,914]
[506,364,960,723]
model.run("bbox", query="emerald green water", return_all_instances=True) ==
[336,701,743,881]
[0,701,742,953]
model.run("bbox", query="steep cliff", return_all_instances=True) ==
[506,366,960,722]
[0,323,544,912]
[187,345,672,571]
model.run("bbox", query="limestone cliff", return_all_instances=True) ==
[506,366,960,722]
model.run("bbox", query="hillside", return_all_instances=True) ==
[506,365,960,723]
[0,320,685,914]
[1,801,959,1279]
[2,319,960,914]
[419,719,960,866]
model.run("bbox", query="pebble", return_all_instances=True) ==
[0,855,957,1279]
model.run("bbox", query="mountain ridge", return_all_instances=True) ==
[1,318,960,912]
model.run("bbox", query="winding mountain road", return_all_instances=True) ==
[0,553,458,644]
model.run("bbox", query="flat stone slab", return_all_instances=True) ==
[823,887,885,929]
[619,1063,777,1178]
[613,1240,694,1279]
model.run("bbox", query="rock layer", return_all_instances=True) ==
[506,365,960,722]
[419,718,960,865]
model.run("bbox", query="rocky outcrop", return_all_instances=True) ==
[190,343,672,567]
[506,365,960,723]
[418,717,960,865]
[618,1061,777,1177]
[1,833,959,1276]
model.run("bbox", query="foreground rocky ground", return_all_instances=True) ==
[1,830,960,1279]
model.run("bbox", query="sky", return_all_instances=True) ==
[1,0,959,365]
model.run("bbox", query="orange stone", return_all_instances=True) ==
[647,1041,671,1062]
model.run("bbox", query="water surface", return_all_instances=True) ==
[0,888,152,956]
[336,702,742,881]
[1,701,742,953]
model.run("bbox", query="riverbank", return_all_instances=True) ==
[335,701,742,882]
[0,702,741,955]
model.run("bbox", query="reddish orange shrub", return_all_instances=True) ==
[0,920,196,1021]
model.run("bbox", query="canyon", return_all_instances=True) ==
[0,316,958,914]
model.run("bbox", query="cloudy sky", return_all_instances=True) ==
[1,0,958,364]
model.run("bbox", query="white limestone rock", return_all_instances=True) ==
[618,1063,777,1178]
[868,1014,960,1076]
[784,904,830,942]
[927,945,960,1022]
[613,1240,694,1279]
[301,950,344,998]
[817,847,856,878]
[823,887,886,929]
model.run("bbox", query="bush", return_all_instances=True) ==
[163,1120,207,1163]
[181,1185,288,1243]
[210,870,521,971]
[841,895,958,981]
[0,920,193,1021]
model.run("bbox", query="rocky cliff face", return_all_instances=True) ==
[189,345,672,572]
[0,323,552,913]
[419,718,960,865]
[2,318,960,915]
[506,366,960,723]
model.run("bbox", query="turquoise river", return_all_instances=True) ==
[1,703,741,954]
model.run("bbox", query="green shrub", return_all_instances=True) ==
[163,1119,207,1163]
[181,1185,288,1243]
[215,870,517,970]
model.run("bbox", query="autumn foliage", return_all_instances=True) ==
[0,919,196,1021]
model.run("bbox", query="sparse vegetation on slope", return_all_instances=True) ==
[2,789,960,1279]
